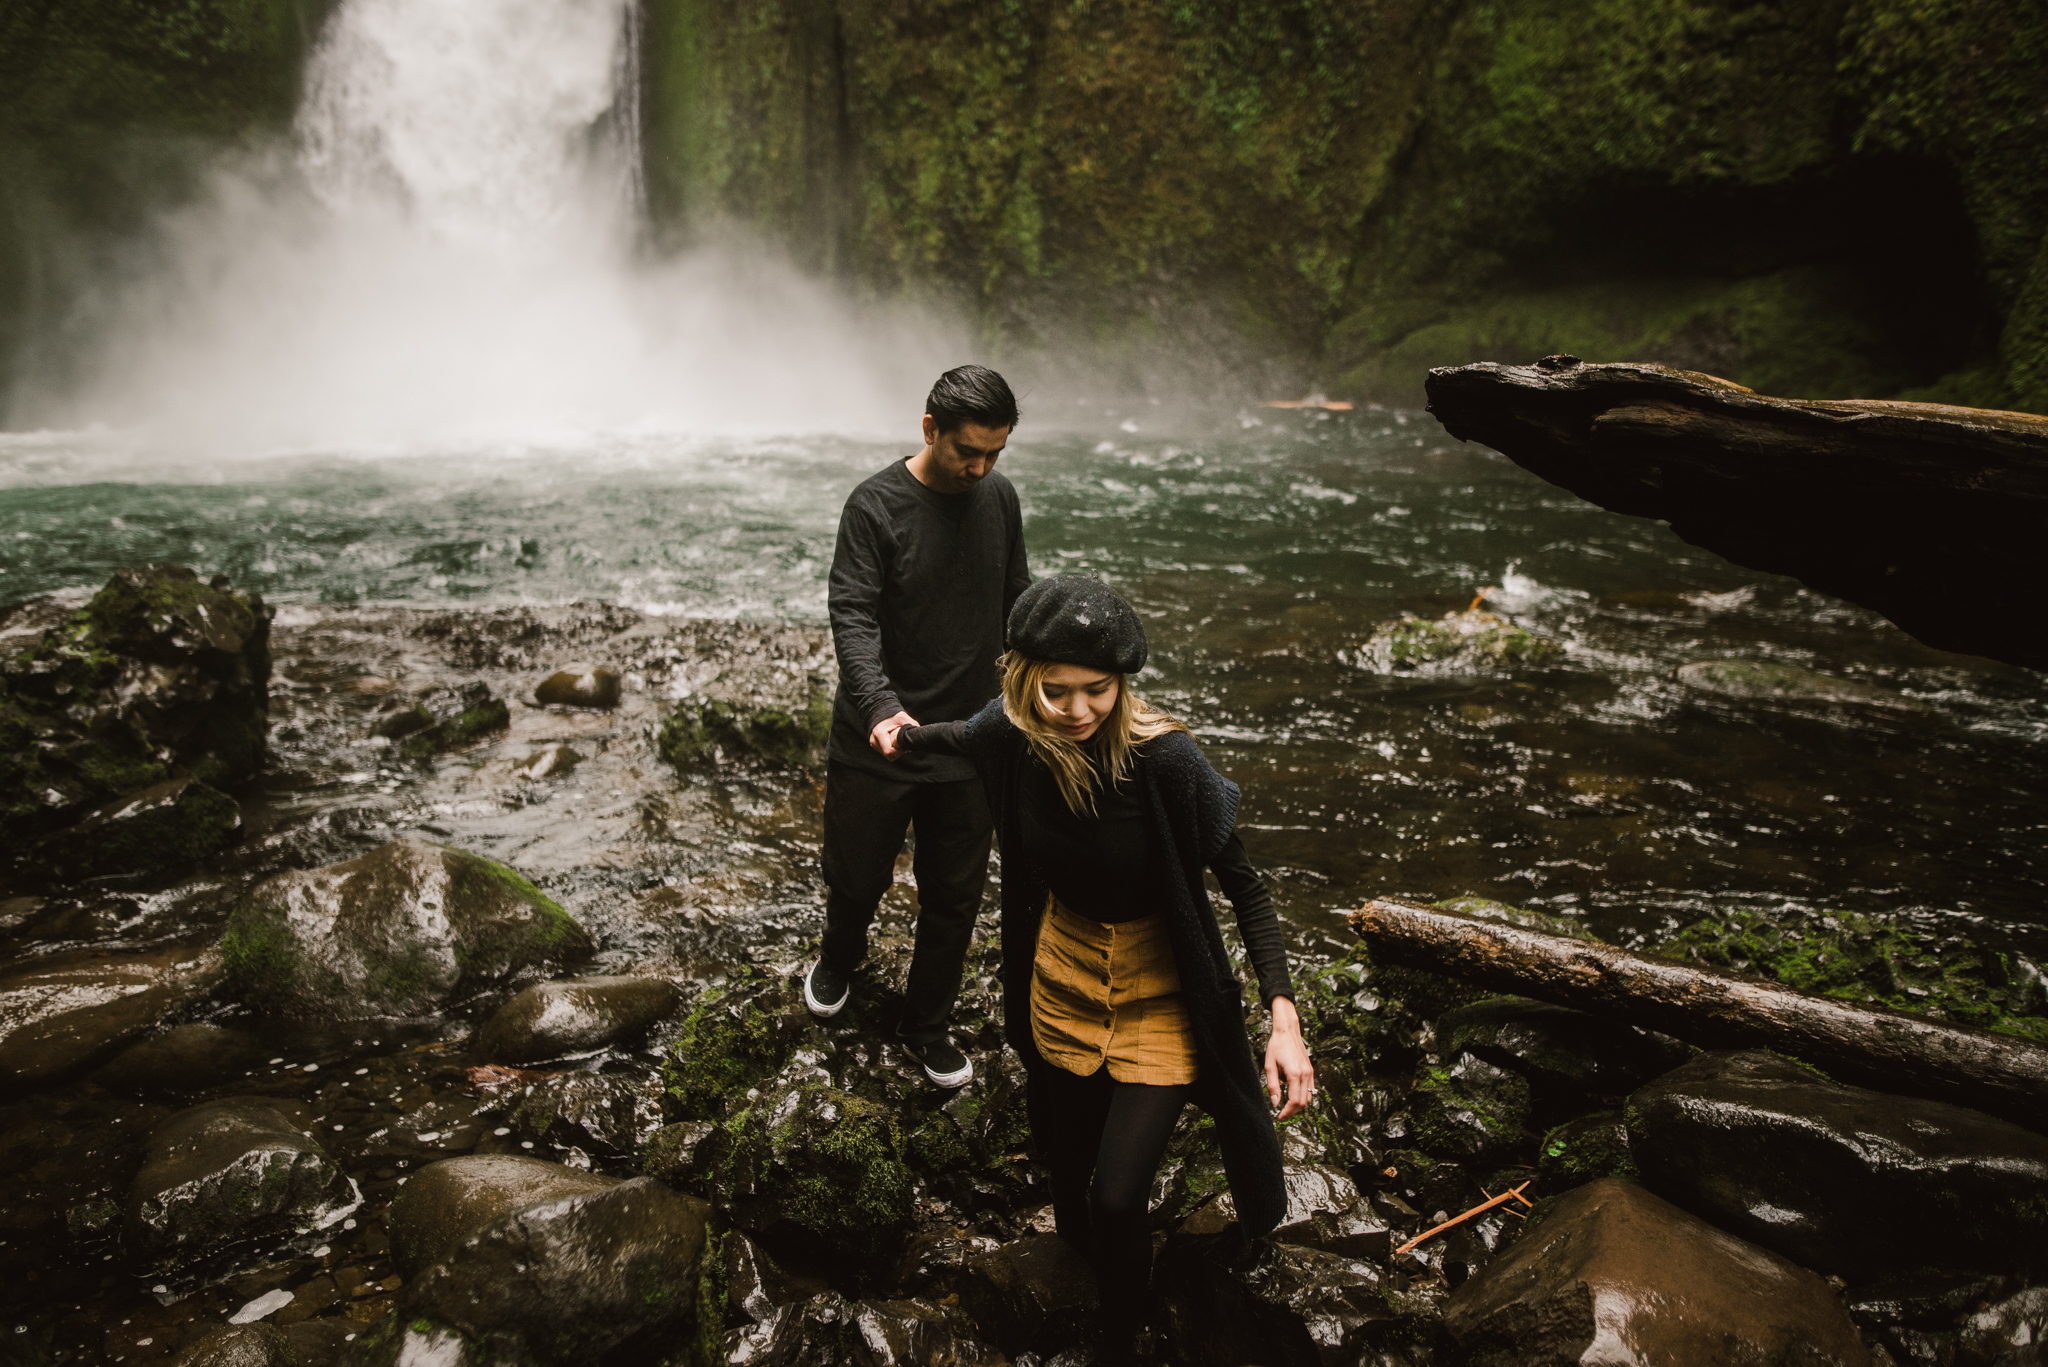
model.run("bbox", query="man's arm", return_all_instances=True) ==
[1001,482,1031,619]
[827,497,907,733]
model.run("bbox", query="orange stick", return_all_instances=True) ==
[1393,1181,1532,1256]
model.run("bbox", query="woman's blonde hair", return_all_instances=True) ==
[1001,651,1186,816]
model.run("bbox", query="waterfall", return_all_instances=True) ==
[41,0,956,450]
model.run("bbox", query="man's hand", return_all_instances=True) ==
[869,711,918,760]
[1263,996,1316,1120]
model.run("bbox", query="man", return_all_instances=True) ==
[806,364,1030,1087]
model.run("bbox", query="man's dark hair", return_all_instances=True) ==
[926,365,1020,434]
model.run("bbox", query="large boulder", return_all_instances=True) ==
[0,943,224,1094]
[715,1082,917,1260]
[362,1171,712,1367]
[167,1324,294,1367]
[475,975,683,1064]
[1407,1050,1532,1162]
[388,1154,619,1275]
[1,566,270,862]
[534,665,621,709]
[1443,1178,1869,1366]
[220,838,592,1017]
[1628,1051,2048,1279]
[31,775,243,881]
[127,1098,359,1273]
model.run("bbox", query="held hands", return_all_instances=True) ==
[1263,995,1316,1121]
[869,711,918,760]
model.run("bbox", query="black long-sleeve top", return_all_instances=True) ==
[902,719,1294,1005]
[826,460,1030,783]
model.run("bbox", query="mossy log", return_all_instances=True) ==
[1424,358,2048,671]
[1348,899,2048,1135]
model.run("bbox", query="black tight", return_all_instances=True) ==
[1027,1062,1191,1333]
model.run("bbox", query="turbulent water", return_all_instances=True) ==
[7,409,2047,958]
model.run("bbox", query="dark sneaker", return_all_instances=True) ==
[902,1038,974,1088]
[804,958,851,1017]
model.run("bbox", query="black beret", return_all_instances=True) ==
[1006,575,1148,674]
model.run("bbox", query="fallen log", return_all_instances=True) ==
[1423,357,2048,672]
[1348,899,2048,1136]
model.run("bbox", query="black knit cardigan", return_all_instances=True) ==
[906,699,1288,1237]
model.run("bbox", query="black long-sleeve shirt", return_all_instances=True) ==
[902,720,1294,1003]
[826,460,1030,782]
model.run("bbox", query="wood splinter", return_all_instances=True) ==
[1393,1180,1534,1256]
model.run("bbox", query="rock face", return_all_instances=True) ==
[474,975,683,1064]
[1424,358,2048,671]
[1628,1051,2048,1279]
[534,664,621,709]
[0,943,224,1093]
[365,1164,712,1367]
[1,565,269,875]
[1443,1178,1869,1366]
[126,1098,358,1271]
[1676,659,1930,715]
[388,1155,620,1276]
[220,838,592,1017]
[1347,606,1561,674]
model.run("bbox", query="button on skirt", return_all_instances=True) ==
[1031,892,1199,1085]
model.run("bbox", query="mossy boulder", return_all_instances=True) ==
[221,838,592,1018]
[657,689,831,769]
[1536,1112,1637,1190]
[31,775,242,880]
[1349,608,1563,675]
[370,681,511,760]
[1409,1052,1533,1164]
[1675,659,1930,715]
[1656,906,2048,1043]
[719,1083,918,1260]
[1,566,270,867]
[658,968,814,1123]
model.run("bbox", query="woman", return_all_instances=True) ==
[894,575,1314,1353]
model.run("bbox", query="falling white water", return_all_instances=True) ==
[40,0,960,450]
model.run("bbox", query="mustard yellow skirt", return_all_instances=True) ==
[1031,893,1200,1085]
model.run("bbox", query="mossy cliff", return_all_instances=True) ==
[642,0,2048,411]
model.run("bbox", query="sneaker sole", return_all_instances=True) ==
[916,1055,974,1088]
[803,966,849,1018]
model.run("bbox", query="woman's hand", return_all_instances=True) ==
[1263,995,1315,1121]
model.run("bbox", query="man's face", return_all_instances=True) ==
[921,416,1010,493]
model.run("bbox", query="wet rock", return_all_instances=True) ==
[1436,996,1691,1095]
[1536,1112,1636,1189]
[384,1094,489,1155]
[167,1323,294,1367]
[514,744,583,780]
[362,1175,711,1367]
[659,970,816,1121]
[127,1097,359,1271]
[1959,1287,2048,1367]
[1408,1051,1531,1162]
[1158,1232,1426,1367]
[221,838,592,1017]
[1677,658,1930,714]
[489,1070,663,1156]
[1,566,270,854]
[282,1318,358,1367]
[475,975,683,1064]
[0,943,224,1093]
[643,1119,724,1187]
[658,687,832,769]
[93,1023,266,1099]
[1848,1270,2011,1330]
[1629,1051,2048,1279]
[717,1083,917,1259]
[1347,606,1562,674]
[387,680,511,759]
[1178,1163,1392,1261]
[387,1154,619,1276]
[1443,1178,1868,1366]
[891,1222,1002,1300]
[31,775,243,880]
[959,1233,1099,1354]
[534,664,621,709]
[727,1291,1002,1367]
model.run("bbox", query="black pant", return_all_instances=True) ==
[819,759,992,1046]
[1028,1061,1192,1336]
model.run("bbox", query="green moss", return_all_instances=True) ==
[1359,608,1562,674]
[398,696,510,760]
[1410,1055,1532,1161]
[754,1089,915,1253]
[657,692,828,771]
[1536,1112,1636,1188]
[1656,907,2048,1043]
[659,971,801,1122]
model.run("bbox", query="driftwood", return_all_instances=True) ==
[1423,358,2048,672]
[1349,899,2048,1136]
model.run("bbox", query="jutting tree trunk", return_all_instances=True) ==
[1349,899,2048,1135]
[1423,357,2048,672]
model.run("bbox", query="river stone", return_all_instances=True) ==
[958,1233,1100,1354]
[475,975,683,1064]
[1157,1232,1423,1367]
[718,1083,916,1259]
[387,1154,619,1276]
[1350,606,1562,674]
[726,1292,1003,1367]
[1676,659,1929,714]
[94,1022,267,1099]
[31,775,244,880]
[1959,1287,2048,1367]
[1409,1051,1532,1161]
[534,664,621,709]
[1537,1112,1637,1189]
[657,688,832,769]
[1436,996,1692,1095]
[127,1097,358,1270]
[1628,1050,2048,1279]
[1178,1163,1391,1260]
[490,1070,663,1156]
[364,1176,712,1367]
[167,1323,294,1367]
[220,838,591,1018]
[1443,1178,1869,1366]
[0,943,224,1093]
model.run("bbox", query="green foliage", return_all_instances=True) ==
[1656,907,2048,1043]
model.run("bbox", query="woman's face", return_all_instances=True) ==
[1036,664,1119,743]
